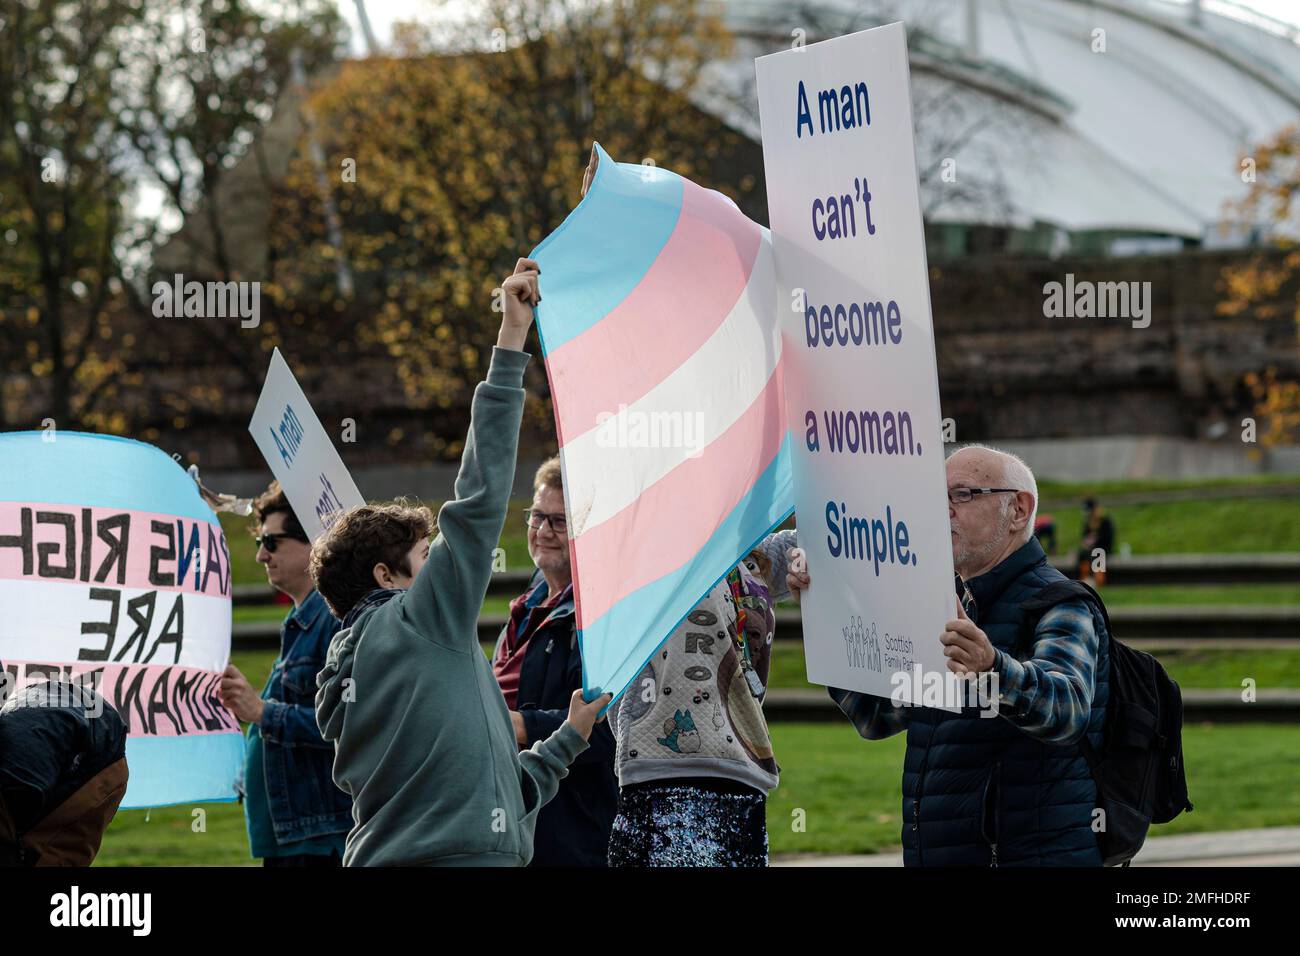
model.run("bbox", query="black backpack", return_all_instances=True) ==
[1020,581,1193,866]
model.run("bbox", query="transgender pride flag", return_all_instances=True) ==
[531,144,793,707]
[0,431,242,808]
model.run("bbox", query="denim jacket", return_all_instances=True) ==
[255,590,352,844]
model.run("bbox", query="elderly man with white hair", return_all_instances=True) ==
[788,444,1111,866]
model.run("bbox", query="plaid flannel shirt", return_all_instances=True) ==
[830,599,1100,745]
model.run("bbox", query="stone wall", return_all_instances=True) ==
[930,249,1300,440]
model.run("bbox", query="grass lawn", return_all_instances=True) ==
[232,604,295,625]
[765,721,1300,855]
[94,721,1300,864]
[98,801,256,866]
[1038,497,1300,557]
[1092,584,1300,605]
[1036,474,1300,500]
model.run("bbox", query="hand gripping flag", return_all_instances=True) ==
[531,144,793,708]
[0,431,241,807]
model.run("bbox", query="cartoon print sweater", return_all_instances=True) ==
[612,529,797,794]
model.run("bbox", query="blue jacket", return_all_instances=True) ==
[493,572,617,866]
[833,539,1109,866]
[254,590,352,844]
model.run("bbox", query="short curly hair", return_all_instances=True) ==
[309,502,434,620]
[250,481,307,541]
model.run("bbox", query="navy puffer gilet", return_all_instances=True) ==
[902,538,1109,866]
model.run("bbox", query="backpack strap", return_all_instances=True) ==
[1019,580,1110,640]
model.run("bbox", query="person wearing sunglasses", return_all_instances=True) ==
[218,481,351,866]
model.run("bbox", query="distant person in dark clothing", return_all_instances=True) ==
[1034,513,1057,554]
[1077,498,1115,586]
[492,456,617,866]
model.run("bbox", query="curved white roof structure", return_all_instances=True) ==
[701,0,1300,243]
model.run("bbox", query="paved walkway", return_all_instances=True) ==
[773,826,1300,866]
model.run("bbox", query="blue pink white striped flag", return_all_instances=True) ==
[532,143,793,707]
[0,431,241,808]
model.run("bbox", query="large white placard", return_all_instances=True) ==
[757,23,956,705]
[248,348,365,541]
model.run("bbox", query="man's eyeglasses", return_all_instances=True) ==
[255,532,308,553]
[523,509,568,535]
[947,487,1020,505]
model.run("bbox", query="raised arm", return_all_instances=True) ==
[405,259,540,641]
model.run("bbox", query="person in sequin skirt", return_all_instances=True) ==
[607,531,799,867]
[607,778,769,866]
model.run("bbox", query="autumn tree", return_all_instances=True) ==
[0,0,139,429]
[0,0,343,436]
[1220,123,1300,446]
[114,0,341,403]
[267,0,753,459]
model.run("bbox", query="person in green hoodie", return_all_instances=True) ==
[312,256,611,866]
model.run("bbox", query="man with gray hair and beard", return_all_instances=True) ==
[787,444,1111,866]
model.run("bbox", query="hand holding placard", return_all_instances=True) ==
[941,597,996,676]
[756,22,956,705]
